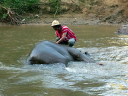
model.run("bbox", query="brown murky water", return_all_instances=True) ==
[0,25,128,96]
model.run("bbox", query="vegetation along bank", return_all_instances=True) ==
[0,0,128,25]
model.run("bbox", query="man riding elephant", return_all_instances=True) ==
[51,20,77,47]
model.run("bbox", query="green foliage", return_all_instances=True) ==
[0,0,40,14]
[49,0,61,17]
[0,0,40,24]
[2,13,7,19]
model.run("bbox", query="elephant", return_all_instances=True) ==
[27,40,95,65]
[117,24,128,35]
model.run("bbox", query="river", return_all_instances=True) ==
[0,24,128,96]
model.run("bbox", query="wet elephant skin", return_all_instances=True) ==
[27,41,95,65]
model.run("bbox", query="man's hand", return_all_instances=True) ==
[56,32,67,44]
[56,41,59,44]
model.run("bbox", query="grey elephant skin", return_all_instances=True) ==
[27,41,95,65]
[117,24,128,35]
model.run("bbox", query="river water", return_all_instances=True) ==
[0,25,128,96]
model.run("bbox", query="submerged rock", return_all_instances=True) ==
[117,24,128,35]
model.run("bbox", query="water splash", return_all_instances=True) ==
[1,46,128,96]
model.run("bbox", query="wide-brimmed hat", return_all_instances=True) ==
[51,20,61,27]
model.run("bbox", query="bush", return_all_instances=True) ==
[0,0,40,13]
[0,0,40,24]
[49,0,61,17]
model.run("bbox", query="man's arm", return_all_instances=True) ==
[56,32,67,44]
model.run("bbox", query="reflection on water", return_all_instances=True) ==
[0,25,128,96]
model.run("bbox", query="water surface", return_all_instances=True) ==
[0,25,128,96]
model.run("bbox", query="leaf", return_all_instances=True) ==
[2,13,7,19]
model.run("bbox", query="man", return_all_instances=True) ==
[51,20,77,47]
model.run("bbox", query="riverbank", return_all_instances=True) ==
[0,0,127,26]
[31,0,128,26]
[20,13,123,26]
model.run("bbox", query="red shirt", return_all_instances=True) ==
[55,26,77,41]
